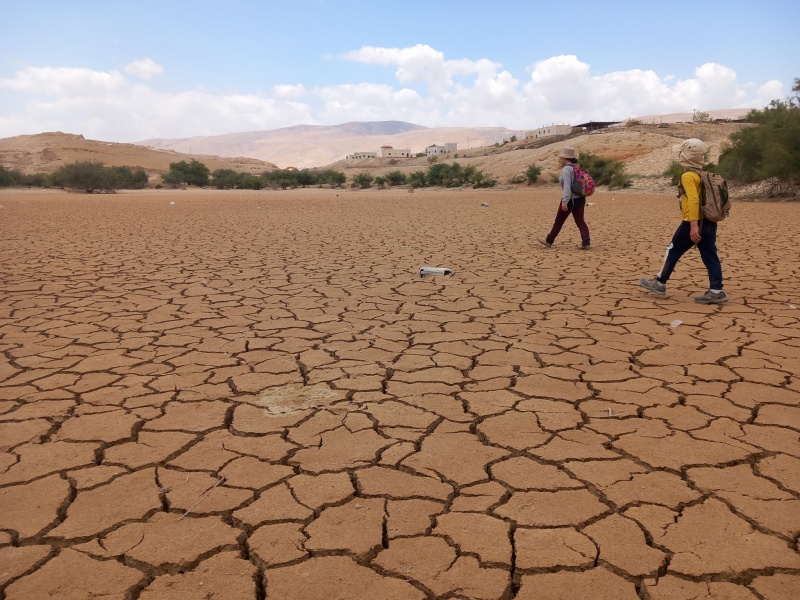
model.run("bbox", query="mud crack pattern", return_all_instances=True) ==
[1,188,799,599]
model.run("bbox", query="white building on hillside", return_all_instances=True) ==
[346,151,378,159]
[425,142,458,156]
[379,145,412,158]
[524,125,573,140]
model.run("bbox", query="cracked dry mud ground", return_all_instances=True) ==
[0,187,799,600]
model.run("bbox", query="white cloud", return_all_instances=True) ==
[0,46,787,142]
[0,66,126,96]
[273,83,307,98]
[340,44,503,94]
[123,58,164,79]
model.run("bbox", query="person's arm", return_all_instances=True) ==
[561,165,573,209]
[682,171,702,243]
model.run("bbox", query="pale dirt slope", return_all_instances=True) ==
[0,132,278,176]
[330,121,749,192]
[139,122,516,170]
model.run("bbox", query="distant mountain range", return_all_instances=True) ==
[137,121,517,169]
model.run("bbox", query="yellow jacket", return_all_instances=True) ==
[679,170,702,221]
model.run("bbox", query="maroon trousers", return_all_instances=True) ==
[545,199,590,246]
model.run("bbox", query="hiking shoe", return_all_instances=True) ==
[695,290,728,304]
[580,244,591,250]
[538,238,552,248]
[639,277,666,296]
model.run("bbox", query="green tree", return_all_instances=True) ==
[717,83,800,185]
[237,174,263,189]
[211,169,239,189]
[263,169,300,189]
[386,171,407,186]
[352,172,374,188]
[408,170,427,188]
[165,159,209,186]
[297,170,315,187]
[0,166,17,187]
[374,176,386,189]
[525,164,542,185]
[52,161,118,192]
[317,169,346,187]
[110,166,147,188]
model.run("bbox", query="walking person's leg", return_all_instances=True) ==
[542,204,572,246]
[694,220,727,303]
[640,221,695,295]
[571,202,591,247]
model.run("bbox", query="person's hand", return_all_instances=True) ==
[690,222,701,244]
[561,202,569,212]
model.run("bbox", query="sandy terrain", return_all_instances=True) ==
[1,186,799,599]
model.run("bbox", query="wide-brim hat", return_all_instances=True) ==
[558,147,576,160]
[672,138,707,169]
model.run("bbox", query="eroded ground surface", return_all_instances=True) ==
[1,187,799,600]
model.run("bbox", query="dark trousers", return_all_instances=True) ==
[657,220,723,289]
[546,198,590,246]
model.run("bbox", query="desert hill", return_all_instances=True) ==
[138,121,515,169]
[324,120,749,192]
[0,110,751,193]
[0,132,278,176]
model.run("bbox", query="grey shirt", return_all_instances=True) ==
[559,164,582,204]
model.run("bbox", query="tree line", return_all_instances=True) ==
[351,163,497,189]
[0,162,148,192]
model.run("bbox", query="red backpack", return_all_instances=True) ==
[570,165,595,197]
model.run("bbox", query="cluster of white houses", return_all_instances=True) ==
[345,122,616,161]
[523,124,573,139]
[346,142,458,160]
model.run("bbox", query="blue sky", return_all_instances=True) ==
[1,0,797,142]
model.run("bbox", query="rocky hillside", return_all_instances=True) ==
[326,121,749,192]
[137,122,515,170]
[1,121,750,194]
[0,132,278,176]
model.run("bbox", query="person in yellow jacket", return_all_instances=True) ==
[639,138,727,304]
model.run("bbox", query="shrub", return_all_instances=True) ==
[509,175,526,184]
[663,161,685,186]
[0,166,17,187]
[51,161,125,192]
[352,172,374,188]
[408,170,427,188]
[386,171,407,186]
[579,152,631,190]
[718,80,800,184]
[164,159,209,187]
[525,164,542,185]
[211,168,239,189]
